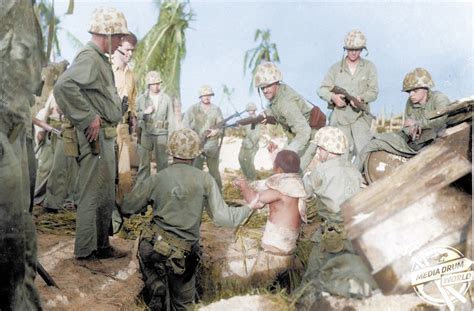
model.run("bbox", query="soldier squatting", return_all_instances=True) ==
[0,3,457,311]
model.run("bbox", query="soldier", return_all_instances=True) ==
[135,70,175,186]
[293,127,377,310]
[238,102,261,180]
[354,68,450,171]
[318,30,378,160]
[253,62,316,170]
[119,128,252,310]
[0,1,42,309]
[54,7,130,260]
[183,85,224,190]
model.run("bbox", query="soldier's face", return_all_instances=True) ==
[408,88,428,104]
[200,95,212,105]
[149,83,161,94]
[346,49,362,62]
[110,34,123,53]
[316,146,329,162]
[117,41,135,64]
[261,83,278,100]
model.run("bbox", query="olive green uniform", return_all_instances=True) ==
[354,91,450,171]
[122,162,251,310]
[265,84,316,170]
[238,123,261,180]
[295,158,377,310]
[183,103,224,189]
[135,91,174,185]
[54,42,122,258]
[318,58,378,158]
[0,1,42,309]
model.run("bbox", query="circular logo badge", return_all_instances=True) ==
[411,245,473,310]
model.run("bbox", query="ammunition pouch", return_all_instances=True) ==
[320,221,346,254]
[145,120,169,130]
[62,125,79,157]
[103,127,117,139]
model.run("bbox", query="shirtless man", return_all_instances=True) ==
[235,150,307,283]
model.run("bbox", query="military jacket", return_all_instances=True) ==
[136,91,174,136]
[122,162,252,243]
[318,58,378,125]
[112,63,137,118]
[404,90,450,131]
[183,102,224,146]
[303,157,362,222]
[241,123,261,149]
[265,84,312,155]
[54,42,122,131]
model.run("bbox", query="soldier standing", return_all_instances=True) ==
[183,85,224,190]
[0,1,42,309]
[354,68,450,171]
[135,70,175,186]
[318,30,378,160]
[120,128,252,310]
[254,62,316,170]
[54,7,130,260]
[238,102,261,180]
[293,127,377,310]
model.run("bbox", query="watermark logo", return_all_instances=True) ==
[411,245,473,311]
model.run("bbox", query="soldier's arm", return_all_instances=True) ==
[283,102,312,155]
[53,50,99,131]
[135,95,146,121]
[318,64,338,107]
[205,175,252,227]
[120,175,155,215]
[128,74,138,117]
[182,107,193,129]
[361,62,378,103]
[420,93,450,130]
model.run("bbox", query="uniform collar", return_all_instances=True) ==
[87,41,110,63]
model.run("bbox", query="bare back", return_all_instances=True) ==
[260,189,301,231]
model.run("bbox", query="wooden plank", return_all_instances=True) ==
[438,122,471,159]
[342,138,471,240]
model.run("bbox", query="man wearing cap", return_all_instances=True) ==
[135,70,175,186]
[318,30,378,160]
[0,1,43,309]
[54,7,130,260]
[294,127,377,310]
[238,102,261,180]
[253,62,317,170]
[183,85,224,190]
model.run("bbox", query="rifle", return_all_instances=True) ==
[229,114,277,128]
[200,109,246,147]
[32,117,63,137]
[331,86,375,119]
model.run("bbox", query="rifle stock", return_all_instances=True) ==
[32,117,63,137]
[331,86,375,119]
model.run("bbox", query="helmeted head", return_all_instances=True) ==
[312,126,348,154]
[88,7,129,36]
[145,71,162,85]
[246,102,257,112]
[254,62,282,88]
[344,30,367,50]
[402,68,434,92]
[198,85,214,98]
[167,128,202,160]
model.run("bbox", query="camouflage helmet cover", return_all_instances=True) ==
[145,70,162,85]
[167,128,202,159]
[254,62,282,88]
[402,68,435,92]
[88,7,129,35]
[246,102,257,111]
[344,30,367,50]
[198,85,214,98]
[311,126,348,154]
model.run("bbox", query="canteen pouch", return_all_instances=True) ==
[309,106,327,130]
[63,126,79,157]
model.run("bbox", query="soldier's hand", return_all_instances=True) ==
[404,118,417,127]
[144,106,154,114]
[206,128,218,138]
[36,131,46,143]
[85,115,101,142]
[260,112,268,124]
[233,178,247,189]
[331,94,346,108]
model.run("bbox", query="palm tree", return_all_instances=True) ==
[133,0,194,123]
[243,29,280,92]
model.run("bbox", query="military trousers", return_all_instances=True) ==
[193,141,222,190]
[33,137,55,205]
[0,130,41,310]
[74,129,116,258]
[238,145,258,181]
[135,133,168,186]
[330,114,373,160]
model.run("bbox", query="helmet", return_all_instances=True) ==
[88,7,129,35]
[145,71,162,85]
[254,62,282,88]
[167,128,202,159]
[311,126,348,154]
[246,102,257,112]
[344,30,367,50]
[402,68,434,92]
[198,85,214,98]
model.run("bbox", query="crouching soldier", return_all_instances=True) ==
[119,128,252,310]
[293,127,377,310]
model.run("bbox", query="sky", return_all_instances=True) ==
[54,0,473,118]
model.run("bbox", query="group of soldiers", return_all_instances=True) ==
[1,2,453,311]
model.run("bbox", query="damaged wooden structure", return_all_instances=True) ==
[342,96,473,295]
